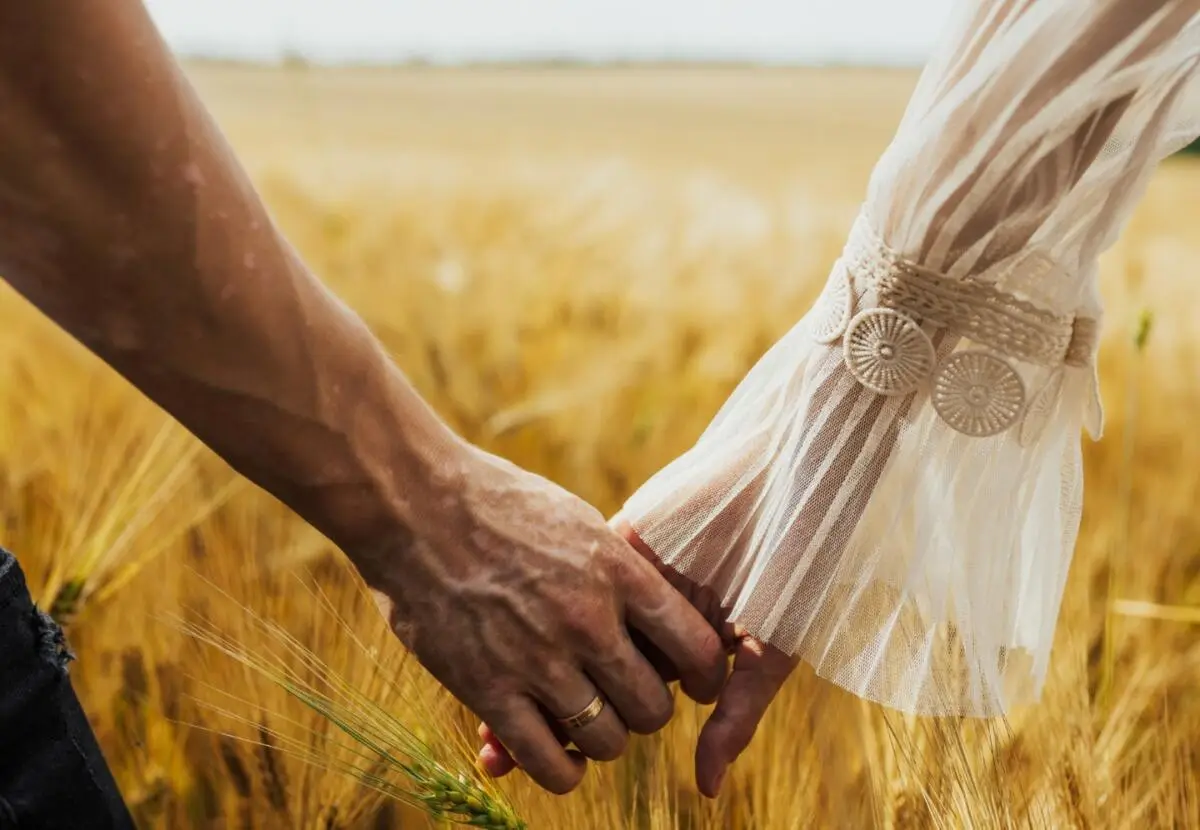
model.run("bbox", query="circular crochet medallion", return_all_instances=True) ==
[843,308,935,395]
[932,351,1026,437]
[810,263,854,345]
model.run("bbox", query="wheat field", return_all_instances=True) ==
[2,63,1199,829]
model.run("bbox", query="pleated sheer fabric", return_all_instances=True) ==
[618,1,1200,716]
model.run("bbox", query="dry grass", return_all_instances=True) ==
[2,63,1199,828]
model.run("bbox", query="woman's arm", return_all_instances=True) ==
[0,0,730,793]
[611,0,1200,793]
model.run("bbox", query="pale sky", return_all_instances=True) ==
[143,0,955,65]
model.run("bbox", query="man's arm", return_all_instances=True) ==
[0,0,727,794]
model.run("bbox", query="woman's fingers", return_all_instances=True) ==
[479,740,516,777]
[609,514,794,798]
[478,722,519,777]
[694,636,798,798]
[481,637,797,799]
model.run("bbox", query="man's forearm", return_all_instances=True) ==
[0,0,464,572]
[0,6,742,794]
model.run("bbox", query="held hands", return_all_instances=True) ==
[365,445,728,795]
[475,519,799,798]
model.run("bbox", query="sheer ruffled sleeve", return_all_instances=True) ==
[617,1,1200,716]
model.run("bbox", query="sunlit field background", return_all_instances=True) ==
[2,64,1199,828]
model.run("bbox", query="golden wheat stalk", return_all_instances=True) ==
[1111,600,1200,625]
[172,572,526,830]
[42,413,241,627]
[1100,307,1155,710]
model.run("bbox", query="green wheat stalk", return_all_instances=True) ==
[173,573,526,829]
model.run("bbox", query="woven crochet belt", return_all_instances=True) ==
[808,215,1100,441]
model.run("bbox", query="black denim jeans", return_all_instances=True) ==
[0,548,134,829]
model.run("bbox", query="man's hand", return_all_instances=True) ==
[366,447,729,795]
[476,518,797,798]
[0,0,729,798]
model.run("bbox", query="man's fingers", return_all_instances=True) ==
[627,626,681,684]
[613,517,655,560]
[477,715,570,777]
[610,524,728,705]
[622,567,728,705]
[484,671,633,774]
[619,523,684,684]
[695,637,797,798]
[585,636,676,735]
[533,670,631,764]
[553,694,630,763]
[485,700,587,795]
[614,519,740,650]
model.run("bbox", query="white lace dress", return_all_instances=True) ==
[617,0,1200,716]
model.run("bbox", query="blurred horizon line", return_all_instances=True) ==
[177,51,927,70]
[148,0,947,71]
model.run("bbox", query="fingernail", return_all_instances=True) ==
[478,745,498,772]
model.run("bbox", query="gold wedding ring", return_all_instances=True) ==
[558,696,605,730]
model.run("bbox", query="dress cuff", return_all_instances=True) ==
[620,214,1098,716]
